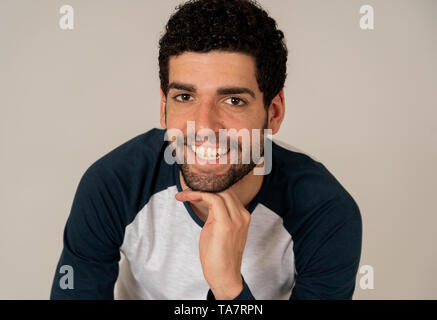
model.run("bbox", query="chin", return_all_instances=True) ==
[179,162,256,193]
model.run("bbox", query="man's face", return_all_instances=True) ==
[160,51,269,193]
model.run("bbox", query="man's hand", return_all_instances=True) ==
[175,188,251,299]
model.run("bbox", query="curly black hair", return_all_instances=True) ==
[158,0,288,109]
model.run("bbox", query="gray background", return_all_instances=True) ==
[0,0,436,299]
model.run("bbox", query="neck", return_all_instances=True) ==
[179,165,265,222]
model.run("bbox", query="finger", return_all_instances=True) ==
[175,190,202,202]
[226,189,252,222]
[176,190,231,224]
[226,188,245,211]
[216,190,243,223]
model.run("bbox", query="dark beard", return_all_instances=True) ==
[177,115,268,193]
[178,161,257,193]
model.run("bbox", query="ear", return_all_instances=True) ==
[267,90,285,135]
[160,88,167,129]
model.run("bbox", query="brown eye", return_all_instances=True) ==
[175,94,193,102]
[225,97,245,106]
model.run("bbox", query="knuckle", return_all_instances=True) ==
[211,195,224,206]
[242,210,251,222]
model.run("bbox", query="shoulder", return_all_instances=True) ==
[75,128,170,222]
[268,140,361,225]
[269,140,362,277]
[81,128,167,186]
[86,128,166,176]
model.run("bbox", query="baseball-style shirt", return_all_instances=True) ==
[50,128,362,300]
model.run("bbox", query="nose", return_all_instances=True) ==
[193,99,222,133]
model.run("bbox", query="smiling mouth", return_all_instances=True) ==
[188,144,230,160]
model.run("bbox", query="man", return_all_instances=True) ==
[50,0,362,300]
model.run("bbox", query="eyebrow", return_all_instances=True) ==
[168,82,256,99]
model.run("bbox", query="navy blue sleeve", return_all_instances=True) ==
[50,165,125,299]
[289,196,363,300]
[206,275,255,300]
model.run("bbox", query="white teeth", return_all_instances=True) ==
[189,145,228,160]
[207,148,214,158]
[198,146,205,156]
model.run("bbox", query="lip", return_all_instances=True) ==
[185,144,231,169]
[190,142,230,149]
